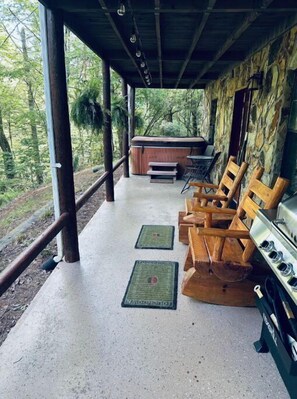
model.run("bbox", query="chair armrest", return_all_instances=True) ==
[189,182,219,189]
[191,205,237,215]
[193,193,228,201]
[197,227,250,239]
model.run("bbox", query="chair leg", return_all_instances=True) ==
[181,176,191,193]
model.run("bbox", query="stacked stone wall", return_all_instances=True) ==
[203,26,297,190]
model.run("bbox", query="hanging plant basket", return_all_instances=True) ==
[71,87,103,133]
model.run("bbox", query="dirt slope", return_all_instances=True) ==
[0,166,122,346]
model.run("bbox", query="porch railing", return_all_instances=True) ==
[0,155,127,296]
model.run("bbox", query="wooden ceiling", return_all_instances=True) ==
[39,0,297,89]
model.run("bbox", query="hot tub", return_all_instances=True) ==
[130,136,206,177]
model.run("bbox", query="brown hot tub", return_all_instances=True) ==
[130,136,206,177]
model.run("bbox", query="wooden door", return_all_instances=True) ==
[228,89,251,162]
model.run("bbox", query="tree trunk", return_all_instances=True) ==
[117,129,123,157]
[21,28,43,185]
[0,106,15,179]
[64,27,71,83]
[166,108,173,122]
[192,111,198,137]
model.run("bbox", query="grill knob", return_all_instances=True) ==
[259,240,275,252]
[268,250,283,263]
[277,262,294,277]
[288,277,297,292]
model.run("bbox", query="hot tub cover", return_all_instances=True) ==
[131,136,206,148]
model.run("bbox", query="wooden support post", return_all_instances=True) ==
[102,59,114,201]
[45,8,79,262]
[122,79,129,177]
[129,86,135,139]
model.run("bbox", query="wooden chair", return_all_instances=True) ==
[178,156,248,244]
[181,166,289,306]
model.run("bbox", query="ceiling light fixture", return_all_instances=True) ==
[136,49,141,58]
[117,1,126,16]
[130,26,137,43]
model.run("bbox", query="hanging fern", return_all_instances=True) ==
[71,87,103,134]
[134,112,144,131]
[111,97,128,129]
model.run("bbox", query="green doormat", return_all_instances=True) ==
[135,225,175,250]
[121,260,178,310]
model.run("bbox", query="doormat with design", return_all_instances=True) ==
[135,225,175,250]
[121,260,178,310]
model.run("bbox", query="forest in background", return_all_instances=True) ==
[0,0,204,208]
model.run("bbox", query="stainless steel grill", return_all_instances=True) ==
[250,194,297,305]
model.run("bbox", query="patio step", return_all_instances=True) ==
[147,162,178,183]
[148,161,178,169]
[147,170,177,176]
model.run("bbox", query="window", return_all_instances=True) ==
[208,99,217,144]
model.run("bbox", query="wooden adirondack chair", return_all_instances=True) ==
[181,166,289,306]
[178,156,248,244]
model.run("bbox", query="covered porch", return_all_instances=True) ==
[0,1,297,397]
[0,176,289,398]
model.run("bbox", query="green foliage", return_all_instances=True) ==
[0,1,205,209]
[111,97,128,129]
[0,177,27,206]
[71,87,103,133]
[160,121,182,137]
[73,155,80,172]
[0,190,17,207]
[134,112,144,131]
[135,88,204,137]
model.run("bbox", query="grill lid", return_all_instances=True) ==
[276,193,297,244]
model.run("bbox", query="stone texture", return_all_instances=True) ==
[202,26,297,189]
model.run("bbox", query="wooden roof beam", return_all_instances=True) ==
[154,0,163,88]
[189,0,274,89]
[98,0,147,87]
[132,8,297,14]
[175,0,217,89]
[108,50,245,62]
[125,72,219,80]
[46,0,297,13]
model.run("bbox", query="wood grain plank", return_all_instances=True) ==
[181,268,256,306]
[241,196,260,219]
[228,160,240,176]
[248,179,272,203]
[188,227,211,277]
[221,174,233,190]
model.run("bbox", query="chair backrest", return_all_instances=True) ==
[213,156,248,208]
[203,145,215,156]
[229,166,289,262]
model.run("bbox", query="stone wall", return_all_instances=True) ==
[203,26,297,190]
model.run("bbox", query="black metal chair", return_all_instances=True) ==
[181,152,221,194]
[202,144,215,157]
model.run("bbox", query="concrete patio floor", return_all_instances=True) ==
[0,175,289,398]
